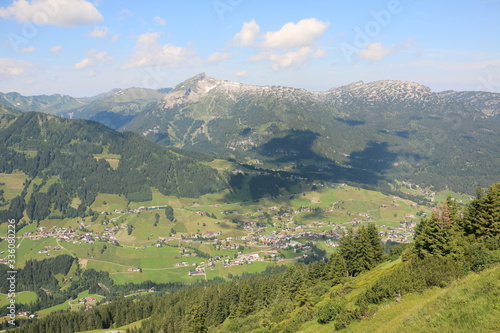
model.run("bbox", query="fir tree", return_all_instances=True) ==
[462,183,500,240]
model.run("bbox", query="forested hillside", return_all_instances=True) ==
[0,112,227,222]
[121,74,500,194]
[7,183,498,333]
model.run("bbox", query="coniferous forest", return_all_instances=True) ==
[0,112,227,222]
[4,183,498,333]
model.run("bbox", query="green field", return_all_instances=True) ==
[0,172,28,201]
[0,291,37,308]
[35,291,105,318]
[1,183,438,286]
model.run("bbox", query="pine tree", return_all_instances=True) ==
[366,223,385,264]
[185,303,207,333]
[339,229,357,276]
[413,200,462,259]
[462,183,500,240]
[236,284,255,317]
[324,252,347,285]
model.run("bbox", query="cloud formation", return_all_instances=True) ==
[74,49,113,70]
[19,46,35,53]
[0,58,34,77]
[50,45,62,55]
[235,70,247,77]
[358,39,416,61]
[154,15,166,26]
[123,32,197,68]
[262,18,329,49]
[86,26,109,39]
[0,0,103,27]
[208,52,233,63]
[232,18,329,70]
[233,19,260,47]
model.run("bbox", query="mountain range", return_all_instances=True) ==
[1,74,499,193]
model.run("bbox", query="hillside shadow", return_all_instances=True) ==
[348,141,398,174]
[90,111,136,129]
[255,132,401,185]
[257,130,327,162]
[334,118,365,126]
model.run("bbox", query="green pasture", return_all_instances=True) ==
[0,291,37,308]
[0,172,28,201]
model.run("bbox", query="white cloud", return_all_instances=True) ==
[233,19,260,47]
[74,49,114,70]
[86,26,109,39]
[19,46,35,53]
[154,15,166,26]
[262,18,329,49]
[119,8,134,20]
[358,39,416,61]
[269,47,314,70]
[312,48,327,58]
[112,34,119,43]
[123,32,197,69]
[208,52,232,63]
[358,42,392,61]
[232,18,329,71]
[235,70,248,77]
[0,58,34,77]
[0,0,103,27]
[50,45,62,55]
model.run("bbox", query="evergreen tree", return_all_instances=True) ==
[185,303,208,333]
[236,284,255,317]
[461,183,500,240]
[324,252,347,285]
[413,201,462,259]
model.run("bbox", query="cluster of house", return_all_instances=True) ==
[25,226,118,246]
[37,245,61,255]
[17,312,35,319]
[183,231,222,239]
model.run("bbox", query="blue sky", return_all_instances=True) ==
[1,0,499,97]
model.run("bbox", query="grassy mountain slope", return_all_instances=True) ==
[301,263,500,333]
[122,74,500,194]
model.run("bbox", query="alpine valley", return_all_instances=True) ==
[0,75,499,333]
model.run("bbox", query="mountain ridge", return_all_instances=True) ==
[119,73,499,194]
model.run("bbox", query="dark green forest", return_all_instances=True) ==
[0,112,227,222]
[5,183,498,333]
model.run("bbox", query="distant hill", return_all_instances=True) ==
[0,87,172,128]
[0,91,84,114]
[58,87,166,129]
[120,74,500,194]
[438,90,500,117]
[0,100,22,116]
[0,112,227,221]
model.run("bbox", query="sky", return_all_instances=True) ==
[1,0,500,97]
